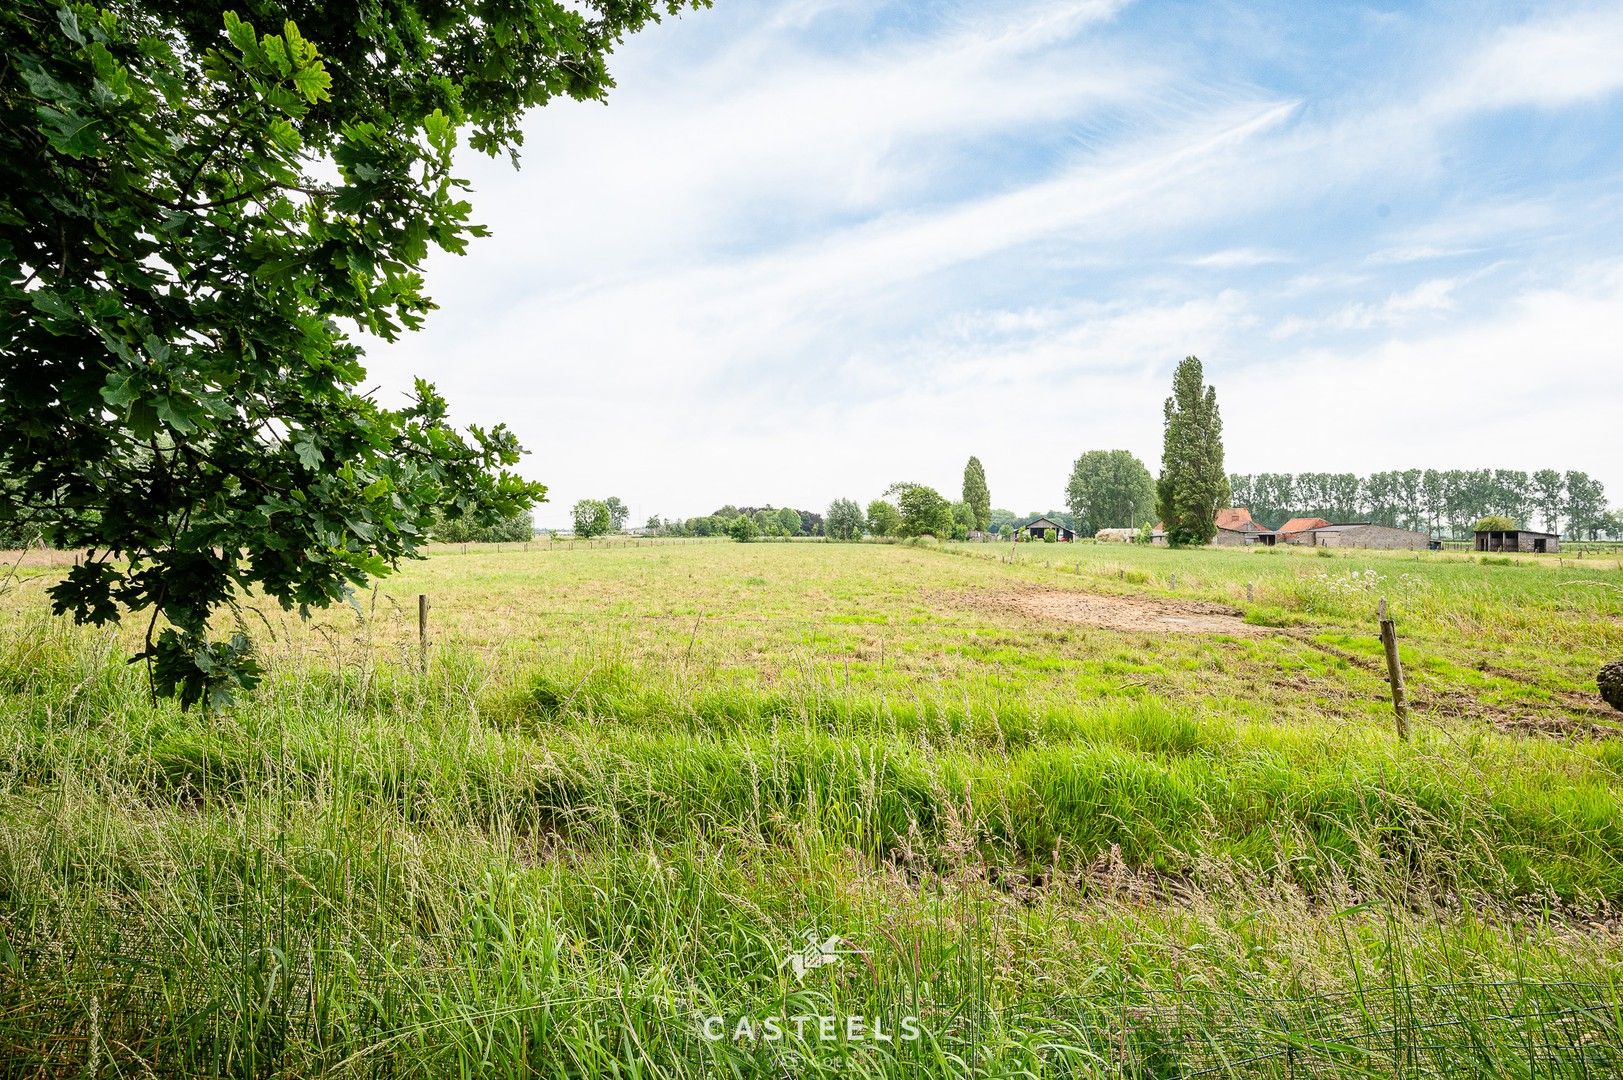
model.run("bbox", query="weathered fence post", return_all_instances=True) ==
[1246,581,1254,603]
[417,594,429,670]
[1169,573,1176,590]
[1377,597,1410,741]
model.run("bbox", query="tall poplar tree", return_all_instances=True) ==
[962,456,991,532]
[1156,356,1227,546]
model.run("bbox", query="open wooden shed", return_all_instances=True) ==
[1021,516,1075,542]
[1475,529,1559,554]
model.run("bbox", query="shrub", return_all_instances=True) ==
[1473,514,1517,532]
[727,514,759,543]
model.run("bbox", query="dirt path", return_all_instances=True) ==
[967,586,1265,635]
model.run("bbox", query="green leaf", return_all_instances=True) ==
[293,436,323,471]
[152,394,201,435]
[292,61,331,103]
[57,7,85,45]
[40,107,103,158]
[224,11,256,55]
[423,108,453,153]
[101,371,139,408]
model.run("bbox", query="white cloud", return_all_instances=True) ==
[1228,263,1623,482]
[1182,248,1289,269]
[1271,277,1460,339]
[1441,6,1623,112]
[358,0,1623,524]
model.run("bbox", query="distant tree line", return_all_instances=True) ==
[1227,469,1616,538]
[816,458,1003,543]
[430,510,535,543]
[651,505,824,539]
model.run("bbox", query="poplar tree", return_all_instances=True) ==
[962,456,991,532]
[1156,356,1228,546]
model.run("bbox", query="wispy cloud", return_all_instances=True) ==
[369,0,1623,523]
[1182,248,1289,269]
[1439,6,1623,112]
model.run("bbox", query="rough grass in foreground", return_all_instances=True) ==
[0,539,1620,1076]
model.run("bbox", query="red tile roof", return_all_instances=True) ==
[1276,516,1330,536]
[1215,507,1262,532]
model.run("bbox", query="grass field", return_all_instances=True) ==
[2,538,1621,1077]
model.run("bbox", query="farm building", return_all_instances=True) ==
[1475,528,1560,554]
[1150,508,1273,546]
[1287,523,1428,549]
[1212,508,1275,546]
[1020,516,1074,542]
[1094,528,1138,543]
[1275,516,1330,541]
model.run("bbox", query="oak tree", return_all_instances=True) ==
[1,0,700,704]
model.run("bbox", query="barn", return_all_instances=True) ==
[1287,523,1429,549]
[1475,528,1560,554]
[1020,516,1075,542]
[1275,516,1330,542]
[1212,508,1275,546]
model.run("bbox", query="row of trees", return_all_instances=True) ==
[1228,469,1613,538]
[813,460,1001,544]
[652,505,823,538]
[1081,356,1620,544]
[430,511,534,543]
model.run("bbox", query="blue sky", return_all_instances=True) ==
[370,0,1623,526]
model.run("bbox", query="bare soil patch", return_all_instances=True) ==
[970,586,1265,635]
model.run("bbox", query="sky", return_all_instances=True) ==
[365,0,1623,528]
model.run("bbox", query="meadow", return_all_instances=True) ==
[1,537,1621,1077]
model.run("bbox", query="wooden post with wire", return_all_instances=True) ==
[417,594,429,670]
[1377,597,1410,741]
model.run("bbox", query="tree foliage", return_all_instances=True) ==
[1226,468,1612,537]
[1472,514,1516,532]
[1066,450,1155,535]
[571,500,611,539]
[603,497,629,533]
[886,482,953,539]
[431,510,533,544]
[961,456,990,532]
[865,499,900,539]
[825,498,864,541]
[1155,357,1227,547]
[726,513,758,543]
[2,0,700,705]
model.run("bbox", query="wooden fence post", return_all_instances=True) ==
[1246,581,1254,603]
[418,594,429,670]
[1377,597,1410,741]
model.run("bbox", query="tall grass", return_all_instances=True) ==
[1,542,1620,1076]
